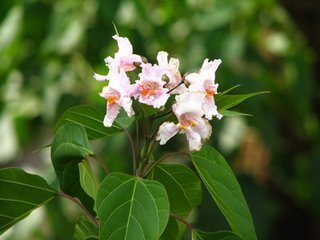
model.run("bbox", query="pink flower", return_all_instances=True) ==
[99,71,134,127]
[156,51,185,93]
[186,59,222,120]
[106,35,142,72]
[131,63,169,108]
[93,35,142,81]
[157,92,212,151]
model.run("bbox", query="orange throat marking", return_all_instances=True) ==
[140,81,159,97]
[107,95,119,105]
[206,89,215,97]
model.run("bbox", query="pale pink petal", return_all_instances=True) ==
[203,97,222,120]
[120,96,134,117]
[148,92,170,108]
[185,72,200,85]
[113,35,133,55]
[156,51,182,91]
[157,122,179,145]
[193,118,212,140]
[93,73,108,81]
[185,129,202,151]
[173,92,205,118]
[157,51,168,67]
[201,59,222,75]
[104,103,121,127]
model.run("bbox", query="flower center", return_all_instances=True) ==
[139,81,159,97]
[205,83,216,97]
[180,115,197,129]
[107,94,119,105]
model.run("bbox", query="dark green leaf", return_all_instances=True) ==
[192,146,257,240]
[73,215,98,240]
[55,105,132,140]
[216,92,268,111]
[51,123,94,212]
[160,217,185,240]
[149,164,202,217]
[96,172,170,240]
[192,230,243,240]
[0,168,57,234]
[149,164,201,239]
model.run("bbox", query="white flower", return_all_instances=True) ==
[156,51,185,93]
[186,59,222,120]
[99,71,134,127]
[130,63,169,108]
[106,35,142,71]
[157,92,212,151]
[94,35,142,81]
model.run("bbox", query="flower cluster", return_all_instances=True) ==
[94,35,222,151]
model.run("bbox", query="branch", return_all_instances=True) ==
[58,192,99,227]
[92,154,109,174]
[124,129,137,175]
[170,213,193,230]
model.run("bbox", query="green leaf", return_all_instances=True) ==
[160,217,184,240]
[149,164,202,217]
[55,105,132,140]
[51,123,94,212]
[0,168,57,234]
[79,160,99,200]
[96,172,170,240]
[191,146,257,240]
[218,109,252,117]
[192,230,243,240]
[149,164,201,240]
[73,215,98,240]
[218,85,241,97]
[216,91,268,111]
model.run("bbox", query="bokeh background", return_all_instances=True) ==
[1,0,319,239]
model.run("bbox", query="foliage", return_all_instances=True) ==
[1,0,319,239]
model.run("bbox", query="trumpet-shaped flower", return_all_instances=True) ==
[106,35,142,71]
[186,59,222,120]
[157,92,212,151]
[157,51,185,93]
[131,63,169,108]
[99,71,134,127]
[94,35,142,81]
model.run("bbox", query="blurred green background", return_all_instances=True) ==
[1,0,319,239]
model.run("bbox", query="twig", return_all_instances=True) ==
[136,120,140,162]
[124,129,137,175]
[92,154,109,174]
[58,192,99,227]
[143,151,190,177]
[170,213,193,230]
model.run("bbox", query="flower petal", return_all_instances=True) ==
[93,73,108,81]
[157,122,179,145]
[104,103,121,127]
[185,129,202,151]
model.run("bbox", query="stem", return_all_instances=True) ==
[141,116,151,162]
[167,81,184,94]
[170,213,193,230]
[136,120,140,162]
[58,192,99,227]
[143,151,190,177]
[92,154,109,174]
[124,129,137,175]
